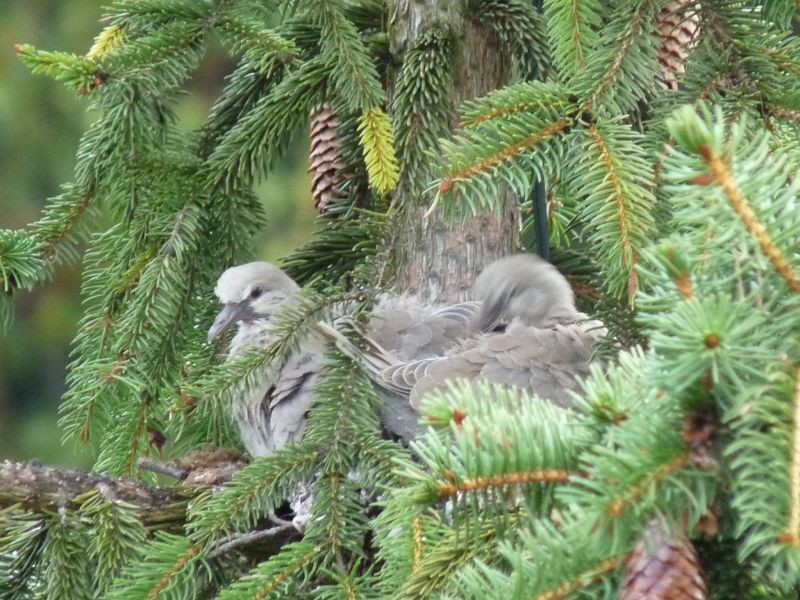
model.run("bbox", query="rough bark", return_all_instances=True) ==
[0,460,189,521]
[390,0,518,304]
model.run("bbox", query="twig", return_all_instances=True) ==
[138,457,189,480]
[268,509,296,528]
[207,524,299,560]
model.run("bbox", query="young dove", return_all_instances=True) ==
[207,263,481,454]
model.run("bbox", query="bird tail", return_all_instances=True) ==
[310,320,397,377]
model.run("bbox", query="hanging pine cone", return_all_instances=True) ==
[621,520,707,600]
[309,104,346,213]
[683,411,717,470]
[656,1,700,91]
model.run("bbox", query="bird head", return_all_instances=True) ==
[207,262,300,342]
[473,254,579,330]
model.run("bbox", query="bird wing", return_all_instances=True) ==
[266,351,321,451]
[368,297,481,360]
[230,325,325,457]
[377,320,605,410]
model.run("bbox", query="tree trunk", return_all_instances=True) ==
[389,0,518,304]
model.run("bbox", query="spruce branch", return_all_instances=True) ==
[571,120,656,300]
[459,81,574,129]
[411,514,424,573]
[87,23,126,60]
[0,508,46,597]
[666,104,800,294]
[186,444,321,543]
[306,0,384,111]
[207,55,329,189]
[390,25,453,196]
[473,0,553,79]
[33,187,94,264]
[607,454,689,517]
[15,44,99,92]
[79,491,148,594]
[532,554,627,600]
[215,542,324,600]
[358,107,400,194]
[588,123,638,296]
[448,118,570,183]
[698,140,800,293]
[435,469,574,501]
[544,0,602,77]
[396,519,515,600]
[577,0,660,114]
[107,0,213,22]
[103,534,206,600]
[787,366,800,546]
[216,13,300,74]
[42,509,94,599]
[726,364,800,588]
[436,104,572,217]
[0,229,48,330]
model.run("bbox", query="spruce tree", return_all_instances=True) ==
[2,0,800,598]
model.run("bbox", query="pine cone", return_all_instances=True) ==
[683,412,717,470]
[621,520,707,600]
[309,104,346,213]
[656,1,700,91]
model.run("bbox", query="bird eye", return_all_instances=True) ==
[250,287,263,299]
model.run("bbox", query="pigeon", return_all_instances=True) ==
[334,255,606,423]
[208,262,325,457]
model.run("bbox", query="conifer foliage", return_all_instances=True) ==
[2,0,800,598]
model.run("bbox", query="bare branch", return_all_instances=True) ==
[0,460,190,521]
[138,457,190,480]
[207,524,300,560]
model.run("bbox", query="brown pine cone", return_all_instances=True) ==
[309,104,346,213]
[656,1,700,91]
[621,520,707,600]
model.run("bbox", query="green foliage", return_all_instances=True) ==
[544,0,602,78]
[0,229,48,330]
[358,107,400,194]
[436,80,573,218]
[390,26,454,196]
[42,510,93,600]
[5,0,800,598]
[0,508,46,598]
[474,0,553,79]
[79,492,148,594]
[567,119,656,298]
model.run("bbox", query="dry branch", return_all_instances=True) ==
[0,460,191,523]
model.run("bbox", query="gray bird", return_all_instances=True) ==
[208,262,325,457]
[343,255,606,417]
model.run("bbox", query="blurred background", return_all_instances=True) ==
[0,1,316,466]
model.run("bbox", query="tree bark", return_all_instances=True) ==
[390,0,518,304]
[0,460,189,524]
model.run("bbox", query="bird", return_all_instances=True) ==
[341,255,606,416]
[208,261,326,457]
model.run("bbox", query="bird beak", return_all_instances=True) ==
[208,303,252,342]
